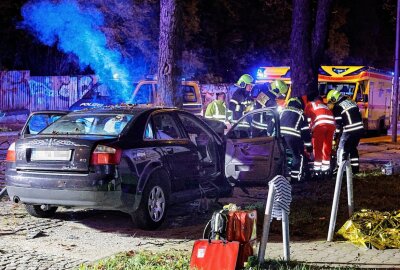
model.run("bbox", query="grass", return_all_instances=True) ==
[78,250,190,270]
[270,171,399,240]
[242,171,399,240]
[78,251,360,270]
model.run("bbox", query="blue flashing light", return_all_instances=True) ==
[256,68,268,79]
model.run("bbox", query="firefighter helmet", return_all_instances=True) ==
[287,97,303,109]
[327,90,341,103]
[272,80,288,95]
[235,74,254,88]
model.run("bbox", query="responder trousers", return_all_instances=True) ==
[337,131,362,174]
[283,135,304,182]
[312,124,336,172]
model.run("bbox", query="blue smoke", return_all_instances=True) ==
[21,0,132,101]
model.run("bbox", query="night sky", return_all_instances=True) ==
[0,0,397,82]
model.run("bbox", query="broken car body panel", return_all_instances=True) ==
[225,108,285,183]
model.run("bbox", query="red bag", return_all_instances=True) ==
[190,240,240,270]
[226,210,257,242]
[237,240,256,269]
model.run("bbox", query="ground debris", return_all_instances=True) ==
[26,229,46,239]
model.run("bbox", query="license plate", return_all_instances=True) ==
[31,150,71,161]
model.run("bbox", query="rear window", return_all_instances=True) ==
[40,113,134,136]
[27,114,64,135]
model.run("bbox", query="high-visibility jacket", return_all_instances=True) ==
[332,97,364,133]
[279,106,312,147]
[304,100,335,130]
[228,88,253,122]
[205,100,226,122]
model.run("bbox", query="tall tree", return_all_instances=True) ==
[290,0,334,97]
[326,6,350,64]
[156,0,183,107]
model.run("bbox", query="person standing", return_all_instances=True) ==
[228,74,254,124]
[327,90,364,174]
[304,95,336,177]
[280,97,312,182]
[205,92,227,123]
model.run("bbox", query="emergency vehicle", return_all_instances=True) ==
[69,78,203,116]
[256,66,393,133]
[132,78,203,115]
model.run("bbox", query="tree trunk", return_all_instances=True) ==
[291,0,334,98]
[311,0,335,92]
[157,0,183,107]
[290,0,313,97]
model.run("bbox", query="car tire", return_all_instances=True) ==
[24,204,58,218]
[133,175,170,230]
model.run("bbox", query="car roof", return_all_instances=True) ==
[69,105,178,115]
[30,110,69,114]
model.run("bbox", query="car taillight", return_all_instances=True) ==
[90,145,121,165]
[6,142,16,162]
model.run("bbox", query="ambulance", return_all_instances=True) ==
[256,66,393,133]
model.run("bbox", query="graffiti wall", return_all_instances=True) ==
[200,83,236,109]
[0,71,237,118]
[0,71,98,113]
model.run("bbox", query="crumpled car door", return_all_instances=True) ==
[225,109,282,183]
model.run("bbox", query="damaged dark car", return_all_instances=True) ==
[5,106,231,230]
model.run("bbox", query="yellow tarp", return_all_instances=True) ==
[337,209,400,250]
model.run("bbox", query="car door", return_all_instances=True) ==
[225,109,284,184]
[131,82,154,104]
[176,112,222,179]
[20,111,68,138]
[150,112,200,191]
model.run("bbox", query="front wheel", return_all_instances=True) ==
[25,204,58,218]
[132,177,169,230]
